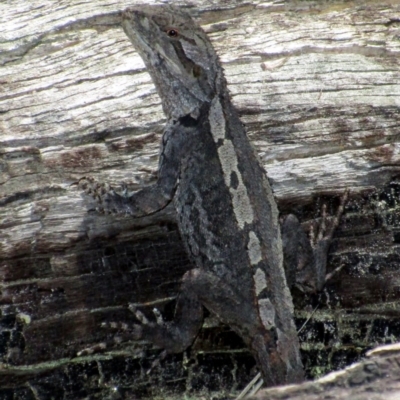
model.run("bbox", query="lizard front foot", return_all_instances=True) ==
[77,177,140,215]
[76,319,142,357]
[77,307,169,372]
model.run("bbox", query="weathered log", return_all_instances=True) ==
[1,0,400,398]
[250,343,400,400]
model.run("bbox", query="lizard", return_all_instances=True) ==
[78,5,346,387]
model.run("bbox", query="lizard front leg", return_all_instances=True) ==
[76,117,206,355]
[78,121,189,217]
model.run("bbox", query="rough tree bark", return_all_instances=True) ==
[1,0,400,399]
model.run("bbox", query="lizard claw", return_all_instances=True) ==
[135,309,149,325]
[129,304,151,325]
[77,176,140,216]
[152,308,164,325]
[77,318,145,357]
[77,176,111,197]
[147,350,168,375]
[77,342,107,357]
[76,176,126,215]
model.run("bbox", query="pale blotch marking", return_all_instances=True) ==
[248,231,262,266]
[254,268,267,296]
[209,97,254,229]
[216,139,254,229]
[209,97,225,141]
[258,298,276,330]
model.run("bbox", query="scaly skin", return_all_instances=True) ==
[78,5,347,387]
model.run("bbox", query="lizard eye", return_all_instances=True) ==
[166,28,179,37]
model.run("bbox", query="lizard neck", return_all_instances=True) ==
[161,64,230,121]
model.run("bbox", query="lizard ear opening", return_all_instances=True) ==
[166,28,179,37]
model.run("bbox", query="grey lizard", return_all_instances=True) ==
[78,5,346,387]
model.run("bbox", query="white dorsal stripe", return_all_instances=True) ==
[209,97,226,141]
[210,97,254,229]
[254,267,268,296]
[248,231,262,266]
[217,140,254,229]
[258,298,276,330]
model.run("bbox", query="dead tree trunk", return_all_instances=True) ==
[1,1,400,399]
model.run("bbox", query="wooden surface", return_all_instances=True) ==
[1,0,400,398]
[251,344,400,400]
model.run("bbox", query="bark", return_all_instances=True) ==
[250,343,400,400]
[1,0,400,398]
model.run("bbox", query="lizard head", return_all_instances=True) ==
[122,5,224,119]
